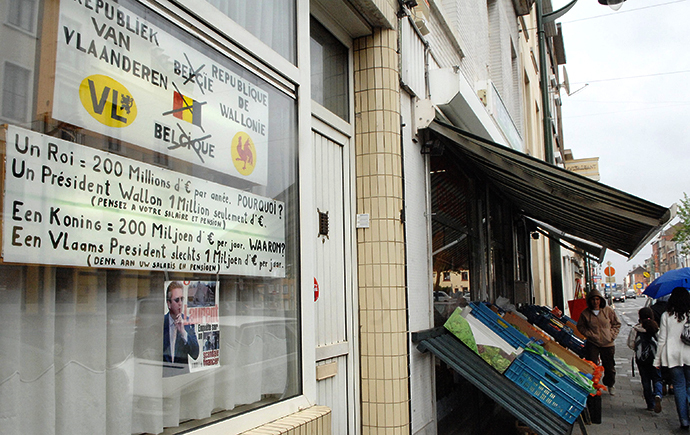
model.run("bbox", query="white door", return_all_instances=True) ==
[312,118,357,435]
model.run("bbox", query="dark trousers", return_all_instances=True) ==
[637,362,663,409]
[584,343,616,388]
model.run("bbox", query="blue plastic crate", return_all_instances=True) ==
[557,331,586,358]
[469,302,531,348]
[535,314,564,339]
[560,314,576,325]
[505,351,588,424]
[526,348,594,396]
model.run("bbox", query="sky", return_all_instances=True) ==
[554,0,690,281]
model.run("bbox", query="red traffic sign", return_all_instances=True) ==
[604,266,615,277]
[314,277,320,302]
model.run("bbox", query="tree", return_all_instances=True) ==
[672,193,690,257]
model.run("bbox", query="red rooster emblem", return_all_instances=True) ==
[235,136,253,169]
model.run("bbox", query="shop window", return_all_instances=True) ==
[2,62,30,122]
[430,154,474,326]
[0,1,301,433]
[310,17,349,122]
[7,0,36,33]
[203,0,296,63]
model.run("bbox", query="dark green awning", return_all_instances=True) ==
[426,121,673,259]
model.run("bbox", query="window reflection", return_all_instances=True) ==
[310,17,349,122]
[0,1,301,433]
[203,0,296,63]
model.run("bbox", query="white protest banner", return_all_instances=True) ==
[52,0,269,185]
[3,125,286,277]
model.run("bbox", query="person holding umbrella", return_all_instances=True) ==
[577,289,621,395]
[645,268,690,398]
[654,287,690,430]
[643,267,690,300]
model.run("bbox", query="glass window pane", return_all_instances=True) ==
[2,63,30,122]
[310,17,349,122]
[0,1,301,433]
[8,0,36,33]
[203,0,296,64]
[431,154,473,325]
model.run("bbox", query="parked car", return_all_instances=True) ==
[611,291,626,302]
[433,291,451,302]
[625,289,637,299]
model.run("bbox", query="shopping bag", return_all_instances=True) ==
[567,298,588,322]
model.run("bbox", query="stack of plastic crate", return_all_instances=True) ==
[504,345,591,424]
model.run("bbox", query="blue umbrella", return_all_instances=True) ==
[643,267,690,299]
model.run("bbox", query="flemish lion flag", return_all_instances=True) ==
[172,92,203,127]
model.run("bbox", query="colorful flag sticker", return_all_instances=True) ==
[172,91,203,127]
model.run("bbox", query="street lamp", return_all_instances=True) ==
[598,0,626,11]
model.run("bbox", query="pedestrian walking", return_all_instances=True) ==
[651,294,674,395]
[577,289,621,395]
[654,287,690,430]
[628,307,663,412]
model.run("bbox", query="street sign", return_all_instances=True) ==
[604,266,615,277]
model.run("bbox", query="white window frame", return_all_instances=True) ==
[309,2,356,138]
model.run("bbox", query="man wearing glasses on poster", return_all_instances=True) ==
[163,281,200,377]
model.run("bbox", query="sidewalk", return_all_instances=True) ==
[577,300,684,434]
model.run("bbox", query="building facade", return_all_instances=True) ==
[0,1,672,435]
[648,223,686,279]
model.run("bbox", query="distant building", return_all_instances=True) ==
[648,223,684,278]
[626,265,649,293]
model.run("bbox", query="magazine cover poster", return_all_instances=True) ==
[163,280,219,377]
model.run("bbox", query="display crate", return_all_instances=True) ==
[505,351,588,424]
[557,330,586,358]
[535,314,565,339]
[469,303,532,349]
[519,305,550,324]
[503,311,552,345]
[542,340,594,376]
[555,312,586,340]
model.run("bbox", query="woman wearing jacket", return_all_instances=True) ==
[577,289,621,395]
[654,287,690,430]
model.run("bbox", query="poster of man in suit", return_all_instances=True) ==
[163,281,220,377]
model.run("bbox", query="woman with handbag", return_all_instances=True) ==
[654,287,690,430]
